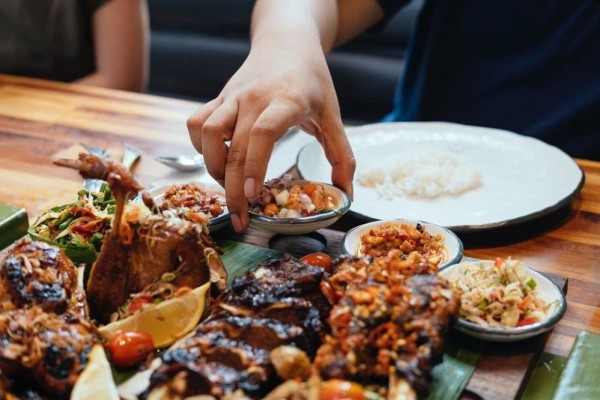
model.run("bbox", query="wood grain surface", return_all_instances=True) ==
[1,74,599,398]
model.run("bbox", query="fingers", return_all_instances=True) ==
[187,98,223,154]
[224,113,254,232]
[244,102,303,198]
[200,100,239,184]
[320,118,356,199]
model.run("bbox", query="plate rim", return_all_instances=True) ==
[296,122,585,232]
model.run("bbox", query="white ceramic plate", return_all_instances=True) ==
[296,122,584,232]
[439,260,567,342]
[146,182,230,232]
[248,180,351,235]
[341,219,463,269]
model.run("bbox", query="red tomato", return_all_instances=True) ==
[320,379,366,400]
[128,296,151,313]
[106,331,155,368]
[516,317,537,327]
[300,252,332,272]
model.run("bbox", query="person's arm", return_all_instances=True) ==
[335,0,386,47]
[76,0,149,92]
[187,0,384,232]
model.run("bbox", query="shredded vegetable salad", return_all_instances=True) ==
[114,272,191,321]
[449,258,548,328]
[31,183,115,250]
[249,175,335,218]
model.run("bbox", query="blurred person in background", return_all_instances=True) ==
[187,0,599,232]
[0,0,149,92]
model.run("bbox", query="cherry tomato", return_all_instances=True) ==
[106,331,155,368]
[320,379,366,400]
[300,252,332,273]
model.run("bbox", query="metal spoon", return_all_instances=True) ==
[156,154,205,172]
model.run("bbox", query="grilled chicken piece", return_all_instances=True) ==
[313,251,460,397]
[146,256,330,399]
[0,307,98,398]
[127,218,215,294]
[0,239,77,313]
[54,153,226,322]
[0,238,98,399]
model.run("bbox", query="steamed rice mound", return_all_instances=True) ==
[356,148,482,199]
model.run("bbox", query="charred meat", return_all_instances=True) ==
[0,239,77,314]
[313,251,460,397]
[0,307,97,398]
[146,256,331,399]
[54,153,227,322]
[0,238,99,399]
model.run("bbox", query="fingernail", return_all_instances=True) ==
[244,178,256,198]
[231,214,242,232]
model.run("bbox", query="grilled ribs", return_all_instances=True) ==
[146,256,331,399]
[54,153,227,322]
[313,251,460,397]
[0,238,99,399]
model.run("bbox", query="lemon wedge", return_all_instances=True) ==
[71,344,119,400]
[98,282,210,348]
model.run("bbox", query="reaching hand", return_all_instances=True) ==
[187,37,355,232]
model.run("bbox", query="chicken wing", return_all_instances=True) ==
[54,153,227,323]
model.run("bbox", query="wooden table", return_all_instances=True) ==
[1,73,599,397]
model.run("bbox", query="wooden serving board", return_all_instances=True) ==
[214,228,569,400]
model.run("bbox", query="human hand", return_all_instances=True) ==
[187,37,355,232]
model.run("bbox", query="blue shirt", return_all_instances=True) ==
[378,0,600,160]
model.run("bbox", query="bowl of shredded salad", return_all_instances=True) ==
[29,183,115,265]
[440,258,566,342]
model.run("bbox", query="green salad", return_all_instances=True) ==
[29,183,115,264]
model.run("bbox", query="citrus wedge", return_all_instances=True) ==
[98,282,210,348]
[71,344,119,400]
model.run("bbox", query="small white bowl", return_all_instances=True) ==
[248,180,351,235]
[341,219,463,269]
[439,261,567,342]
[145,182,230,232]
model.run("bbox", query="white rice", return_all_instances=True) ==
[356,147,482,199]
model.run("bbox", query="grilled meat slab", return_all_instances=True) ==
[146,256,331,399]
[314,251,460,397]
